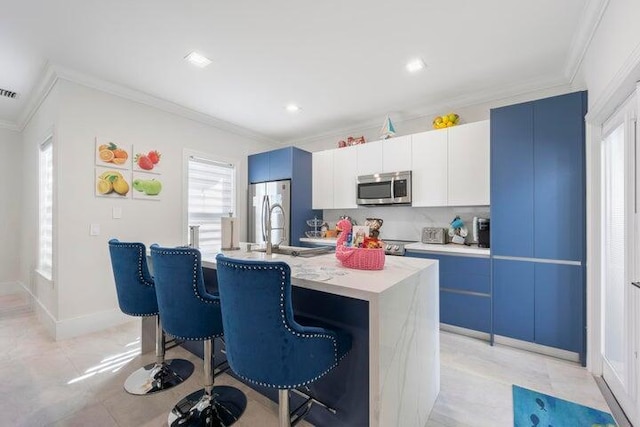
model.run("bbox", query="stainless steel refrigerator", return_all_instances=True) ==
[248,180,291,246]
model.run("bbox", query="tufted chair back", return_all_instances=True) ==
[150,245,223,341]
[215,255,351,389]
[108,239,158,317]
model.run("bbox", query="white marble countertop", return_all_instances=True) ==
[200,247,436,302]
[404,242,490,257]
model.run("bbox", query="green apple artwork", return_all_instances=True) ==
[132,172,163,200]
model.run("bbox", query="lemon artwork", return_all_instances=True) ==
[97,170,129,196]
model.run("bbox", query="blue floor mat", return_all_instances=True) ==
[513,385,617,427]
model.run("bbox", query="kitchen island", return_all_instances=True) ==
[149,248,440,427]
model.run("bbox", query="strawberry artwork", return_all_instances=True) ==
[135,153,154,170]
[148,150,161,164]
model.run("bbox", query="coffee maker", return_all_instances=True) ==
[472,217,490,248]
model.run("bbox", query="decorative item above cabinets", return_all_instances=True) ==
[311,120,490,210]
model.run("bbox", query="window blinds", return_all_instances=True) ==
[39,139,53,279]
[187,156,235,253]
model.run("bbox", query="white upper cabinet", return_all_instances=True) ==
[356,141,383,176]
[333,145,358,209]
[382,135,412,172]
[311,120,490,209]
[447,120,490,206]
[312,150,334,209]
[411,129,448,207]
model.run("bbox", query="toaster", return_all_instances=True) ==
[422,227,448,244]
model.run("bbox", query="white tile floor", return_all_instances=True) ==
[0,291,612,426]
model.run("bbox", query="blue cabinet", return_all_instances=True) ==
[534,263,584,353]
[490,91,587,363]
[248,152,270,183]
[406,251,491,333]
[490,102,534,257]
[248,147,319,246]
[533,93,586,262]
[248,147,293,183]
[493,259,534,342]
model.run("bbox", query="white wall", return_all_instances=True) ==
[576,0,640,110]
[20,83,61,324]
[22,79,275,338]
[292,84,576,153]
[0,128,22,288]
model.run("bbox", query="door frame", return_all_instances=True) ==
[586,78,640,424]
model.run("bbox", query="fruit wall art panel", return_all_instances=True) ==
[95,138,131,169]
[95,167,131,198]
[133,146,162,174]
[132,172,163,201]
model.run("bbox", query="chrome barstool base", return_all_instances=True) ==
[124,358,195,395]
[168,386,247,427]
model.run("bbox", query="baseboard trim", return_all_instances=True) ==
[594,376,633,427]
[494,334,580,363]
[16,281,130,341]
[439,323,491,341]
[55,309,130,341]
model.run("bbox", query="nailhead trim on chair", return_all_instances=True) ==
[153,247,223,340]
[110,241,159,316]
[219,260,351,389]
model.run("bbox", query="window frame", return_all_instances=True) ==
[183,149,237,251]
[37,134,54,281]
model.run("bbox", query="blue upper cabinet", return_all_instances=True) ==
[268,147,293,181]
[248,147,293,183]
[533,92,587,262]
[248,151,270,183]
[490,102,535,257]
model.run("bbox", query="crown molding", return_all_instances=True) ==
[16,61,59,131]
[565,0,610,84]
[12,62,280,145]
[0,119,19,132]
[50,64,278,145]
[287,75,571,146]
[585,41,640,125]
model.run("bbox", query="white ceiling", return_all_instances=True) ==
[0,0,587,141]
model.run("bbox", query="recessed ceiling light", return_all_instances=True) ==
[184,52,212,68]
[285,104,301,113]
[406,58,426,73]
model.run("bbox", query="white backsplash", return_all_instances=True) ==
[320,206,490,242]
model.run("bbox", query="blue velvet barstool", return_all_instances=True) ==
[150,245,247,427]
[215,255,352,427]
[108,239,194,395]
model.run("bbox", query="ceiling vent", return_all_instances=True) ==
[0,88,18,99]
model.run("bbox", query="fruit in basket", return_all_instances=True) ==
[432,113,460,129]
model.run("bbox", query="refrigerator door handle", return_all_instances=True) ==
[261,195,268,242]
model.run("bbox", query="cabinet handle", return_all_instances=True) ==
[632,282,640,289]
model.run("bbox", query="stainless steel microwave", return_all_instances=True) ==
[356,171,412,206]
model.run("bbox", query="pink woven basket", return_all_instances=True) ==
[335,246,386,270]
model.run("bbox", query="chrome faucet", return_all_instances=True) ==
[264,195,286,255]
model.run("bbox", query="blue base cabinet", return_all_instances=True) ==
[248,147,320,246]
[493,259,534,342]
[491,91,587,364]
[534,263,584,353]
[406,252,491,333]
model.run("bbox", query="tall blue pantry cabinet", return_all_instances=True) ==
[490,91,587,364]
